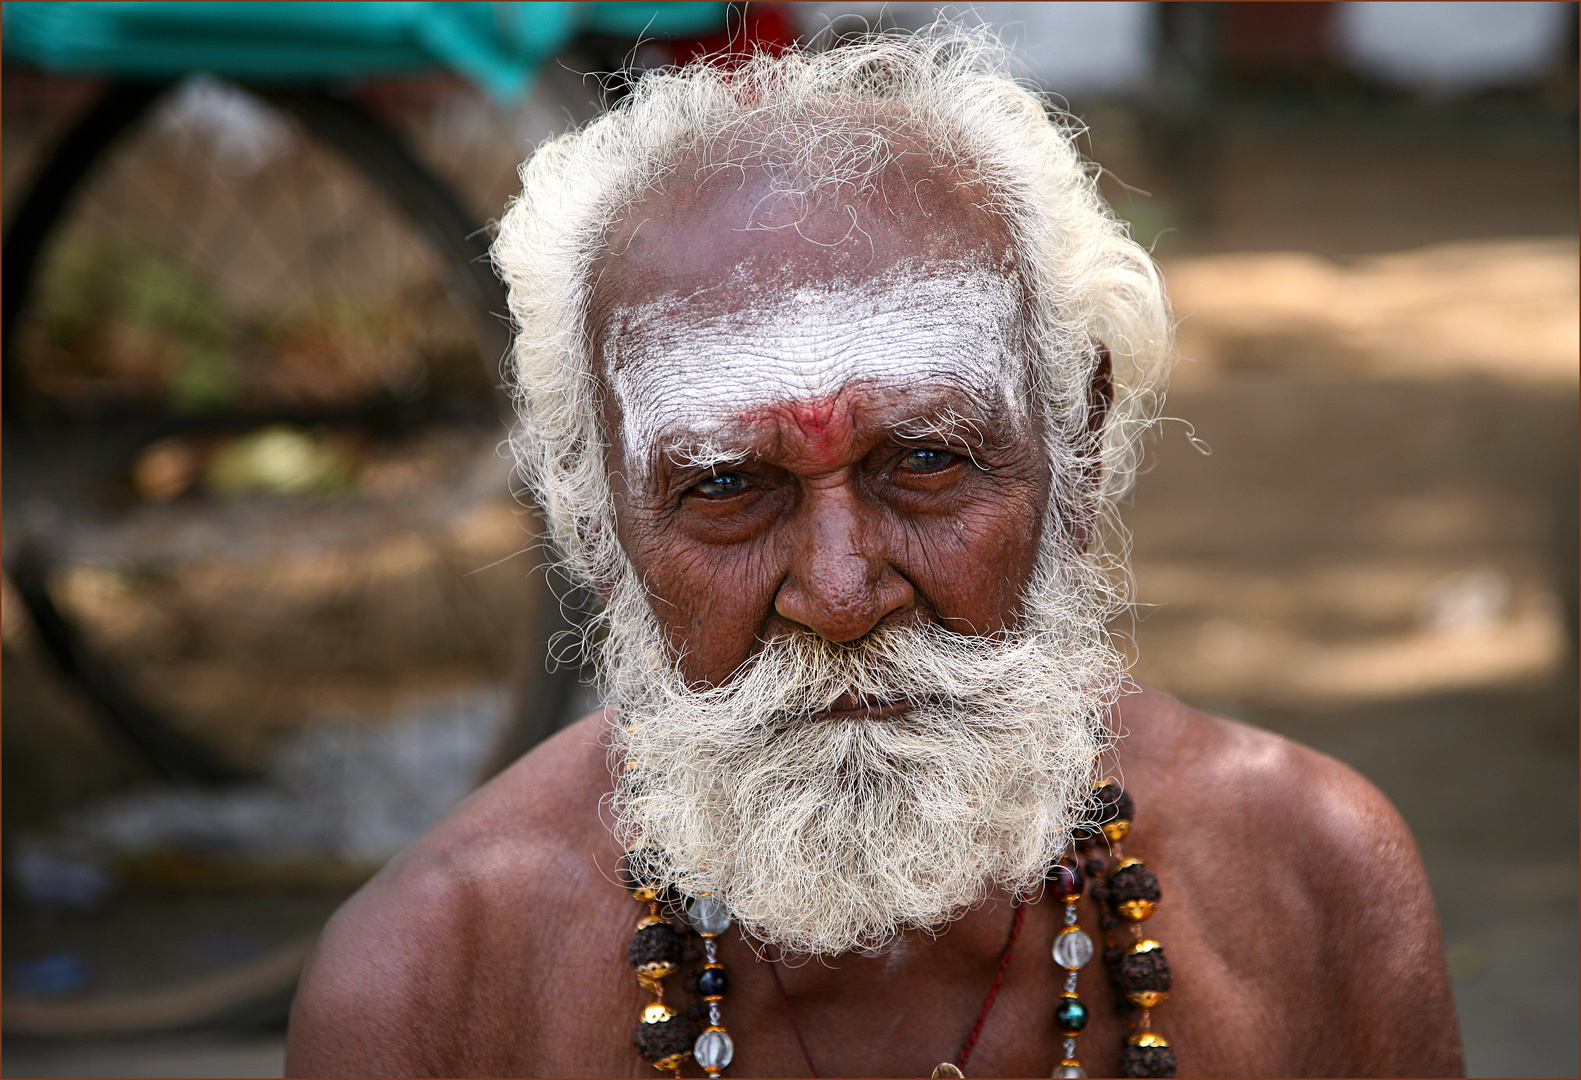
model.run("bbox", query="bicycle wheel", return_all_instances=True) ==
[2,74,581,1035]
[4,74,582,782]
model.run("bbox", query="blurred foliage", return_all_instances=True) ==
[32,235,234,410]
[203,425,355,498]
[20,232,479,413]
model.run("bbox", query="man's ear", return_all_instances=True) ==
[1070,344,1112,553]
[1087,344,1113,444]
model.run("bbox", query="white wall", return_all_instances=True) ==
[1338,2,1574,94]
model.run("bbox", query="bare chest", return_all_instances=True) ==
[505,891,1291,1078]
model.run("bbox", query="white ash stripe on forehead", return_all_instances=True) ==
[606,271,1024,472]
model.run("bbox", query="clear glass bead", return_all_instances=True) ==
[1053,1064,1087,1078]
[695,1027,735,1071]
[687,896,732,936]
[1052,927,1094,970]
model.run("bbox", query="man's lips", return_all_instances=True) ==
[820,692,913,720]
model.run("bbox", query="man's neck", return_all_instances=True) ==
[747,884,1033,996]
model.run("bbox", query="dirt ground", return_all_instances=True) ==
[3,80,1576,1078]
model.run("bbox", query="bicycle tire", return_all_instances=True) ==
[3,76,581,789]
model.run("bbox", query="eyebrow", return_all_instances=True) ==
[658,437,752,475]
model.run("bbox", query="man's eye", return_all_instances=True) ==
[900,448,953,473]
[693,473,746,498]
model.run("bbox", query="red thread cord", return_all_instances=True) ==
[956,898,1028,1073]
[765,898,1027,1078]
[766,944,821,1078]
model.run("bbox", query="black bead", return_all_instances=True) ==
[697,965,728,998]
[1055,997,1089,1034]
[628,921,684,971]
[1121,1043,1177,1078]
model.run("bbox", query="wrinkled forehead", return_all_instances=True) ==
[600,264,1027,468]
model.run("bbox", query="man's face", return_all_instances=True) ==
[589,157,1052,688]
[587,154,1112,956]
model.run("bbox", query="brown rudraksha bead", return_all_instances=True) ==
[634,1007,697,1067]
[1107,861,1161,915]
[628,919,685,974]
[619,847,679,906]
[1121,1038,1177,1078]
[1118,941,1173,1007]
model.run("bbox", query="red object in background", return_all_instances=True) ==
[1221,2,1337,75]
[654,2,799,69]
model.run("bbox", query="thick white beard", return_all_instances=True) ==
[605,556,1119,958]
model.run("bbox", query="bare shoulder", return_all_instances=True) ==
[286,710,633,1077]
[1116,682,1422,868]
[1115,683,1463,1076]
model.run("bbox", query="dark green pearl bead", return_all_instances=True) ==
[1056,996,1089,1035]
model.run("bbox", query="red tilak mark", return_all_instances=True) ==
[736,395,854,466]
[787,399,836,433]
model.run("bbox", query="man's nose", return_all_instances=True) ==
[773,489,914,642]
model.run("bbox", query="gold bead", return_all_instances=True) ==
[636,960,677,981]
[636,913,667,930]
[1061,989,1080,999]
[1093,776,1120,790]
[1060,1060,1082,1069]
[642,1003,675,1024]
[637,974,663,995]
[1128,990,1169,1008]
[1127,939,1162,955]
[632,886,658,903]
[1128,1031,1170,1048]
[932,1064,964,1078]
[1111,856,1143,875]
[653,1051,688,1072]
[1102,819,1132,842]
[1118,898,1157,921]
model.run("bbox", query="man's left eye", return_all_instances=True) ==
[900,448,953,473]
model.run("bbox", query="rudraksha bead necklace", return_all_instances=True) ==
[618,779,1175,1078]
[1081,779,1177,1078]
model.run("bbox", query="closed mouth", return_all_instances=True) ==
[819,692,913,720]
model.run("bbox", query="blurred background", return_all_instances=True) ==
[2,3,1575,1077]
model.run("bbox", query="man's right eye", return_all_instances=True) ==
[692,473,746,498]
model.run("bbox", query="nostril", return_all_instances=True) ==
[775,557,914,643]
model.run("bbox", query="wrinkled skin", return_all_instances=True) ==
[589,149,1054,692]
[286,152,1463,1077]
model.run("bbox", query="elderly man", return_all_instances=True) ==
[286,31,1461,1079]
